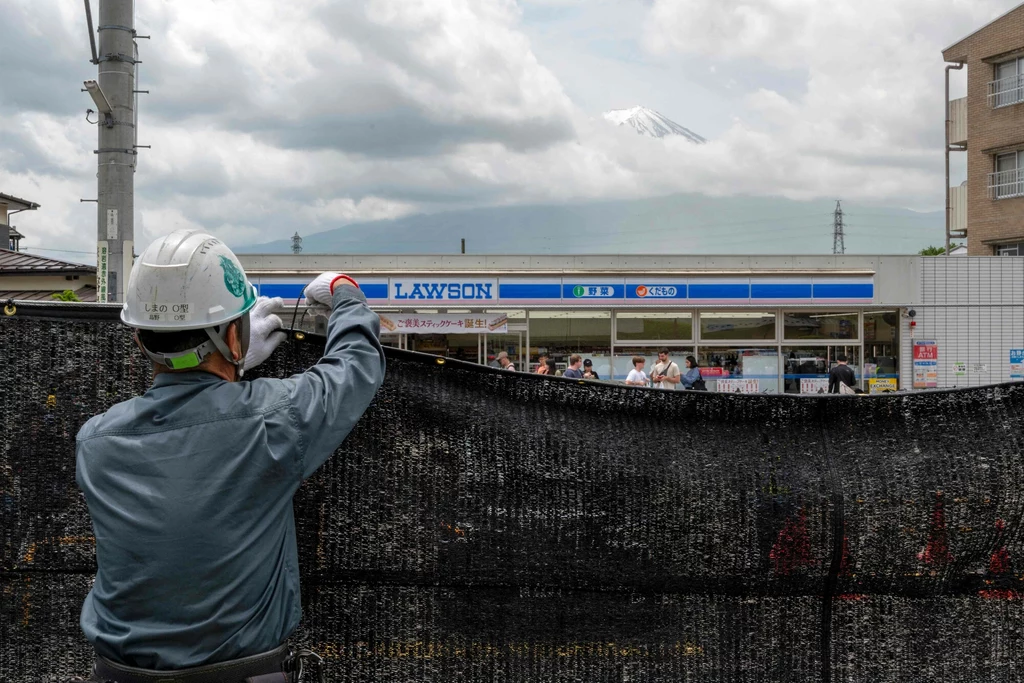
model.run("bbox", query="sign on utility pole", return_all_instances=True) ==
[94,0,136,303]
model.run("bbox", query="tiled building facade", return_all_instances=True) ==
[944,4,1024,255]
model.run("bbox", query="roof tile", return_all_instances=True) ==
[0,248,95,273]
[0,286,97,302]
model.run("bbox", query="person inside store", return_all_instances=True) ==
[828,354,857,394]
[582,358,600,380]
[681,355,704,390]
[625,356,649,386]
[536,353,550,374]
[497,351,516,371]
[651,348,681,390]
[563,354,584,379]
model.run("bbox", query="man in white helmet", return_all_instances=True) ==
[73,230,385,682]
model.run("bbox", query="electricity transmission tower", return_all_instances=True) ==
[291,232,303,254]
[832,200,846,255]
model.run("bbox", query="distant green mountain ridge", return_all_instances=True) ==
[237,193,942,255]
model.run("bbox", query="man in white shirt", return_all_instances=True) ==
[625,356,648,386]
[497,351,516,371]
[651,348,681,390]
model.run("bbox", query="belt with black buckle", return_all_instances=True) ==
[88,645,324,683]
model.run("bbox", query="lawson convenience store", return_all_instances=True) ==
[239,253,918,393]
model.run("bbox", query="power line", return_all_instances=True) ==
[22,247,96,255]
[843,211,940,219]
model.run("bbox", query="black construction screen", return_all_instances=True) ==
[2,304,1024,682]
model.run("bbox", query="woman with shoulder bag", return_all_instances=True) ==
[681,355,707,391]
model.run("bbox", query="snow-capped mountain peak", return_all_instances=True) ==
[602,106,707,143]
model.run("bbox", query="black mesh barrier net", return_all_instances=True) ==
[3,304,1024,682]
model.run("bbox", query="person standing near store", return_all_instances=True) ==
[582,359,600,380]
[651,348,681,390]
[563,354,584,379]
[497,351,516,371]
[828,354,857,394]
[681,355,703,390]
[625,356,649,386]
[536,353,550,374]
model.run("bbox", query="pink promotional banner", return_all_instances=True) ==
[379,312,508,335]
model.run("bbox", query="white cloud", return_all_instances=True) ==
[299,196,417,225]
[2,0,1013,260]
[641,0,1012,188]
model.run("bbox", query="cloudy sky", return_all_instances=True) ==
[0,0,1010,261]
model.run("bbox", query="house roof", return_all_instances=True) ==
[0,193,40,211]
[944,2,1024,59]
[0,286,97,302]
[0,248,95,274]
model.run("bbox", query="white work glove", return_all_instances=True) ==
[303,271,359,315]
[302,271,341,309]
[243,296,286,371]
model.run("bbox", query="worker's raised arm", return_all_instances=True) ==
[284,272,387,479]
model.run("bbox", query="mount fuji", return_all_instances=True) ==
[603,106,707,143]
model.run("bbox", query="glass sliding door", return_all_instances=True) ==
[782,345,861,394]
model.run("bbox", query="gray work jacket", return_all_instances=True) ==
[76,285,385,669]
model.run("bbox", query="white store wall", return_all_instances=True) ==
[907,257,1024,388]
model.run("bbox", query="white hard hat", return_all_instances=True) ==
[122,230,257,372]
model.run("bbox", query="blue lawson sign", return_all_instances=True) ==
[256,275,874,306]
[391,279,497,302]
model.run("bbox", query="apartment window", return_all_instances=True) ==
[990,57,1024,108]
[989,151,1024,199]
[996,242,1024,256]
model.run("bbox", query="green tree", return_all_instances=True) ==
[51,289,81,302]
[919,244,963,256]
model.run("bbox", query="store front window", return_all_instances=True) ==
[782,346,861,394]
[486,333,523,370]
[864,310,900,391]
[615,312,693,342]
[529,311,612,377]
[700,312,776,341]
[697,347,780,393]
[403,309,526,366]
[408,333,478,361]
[484,310,526,370]
[783,312,858,341]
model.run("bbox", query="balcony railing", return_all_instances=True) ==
[948,97,967,145]
[989,168,1024,199]
[949,183,967,237]
[988,74,1024,108]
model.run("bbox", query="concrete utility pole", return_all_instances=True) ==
[94,0,136,303]
[832,200,846,255]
